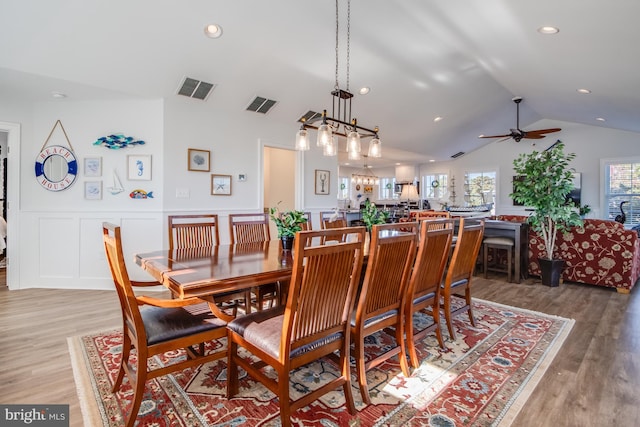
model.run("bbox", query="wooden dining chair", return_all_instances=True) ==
[351,221,419,404]
[169,214,246,313]
[228,213,278,311]
[301,211,313,230]
[226,227,366,427]
[404,219,454,368]
[168,213,220,250]
[320,211,348,242]
[102,222,227,427]
[441,217,485,340]
[416,210,451,220]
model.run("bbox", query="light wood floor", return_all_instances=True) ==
[1,272,638,427]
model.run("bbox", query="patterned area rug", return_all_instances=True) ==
[68,299,573,426]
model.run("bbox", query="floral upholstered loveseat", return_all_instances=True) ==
[496,215,640,293]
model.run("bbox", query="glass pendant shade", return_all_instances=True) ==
[348,147,361,161]
[346,131,361,154]
[317,123,333,147]
[368,137,382,158]
[295,128,310,151]
[323,137,337,156]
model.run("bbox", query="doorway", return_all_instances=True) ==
[0,121,20,289]
[263,146,297,237]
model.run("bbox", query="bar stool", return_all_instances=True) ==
[483,236,515,282]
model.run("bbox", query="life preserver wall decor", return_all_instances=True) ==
[35,120,78,191]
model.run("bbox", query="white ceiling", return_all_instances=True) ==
[2,0,639,168]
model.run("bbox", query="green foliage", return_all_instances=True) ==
[511,141,583,259]
[361,200,389,231]
[269,207,307,238]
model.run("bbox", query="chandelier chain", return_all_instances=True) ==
[346,0,351,91]
[334,0,339,90]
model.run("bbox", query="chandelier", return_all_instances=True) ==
[351,155,379,185]
[295,0,382,159]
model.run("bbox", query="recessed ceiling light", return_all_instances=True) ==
[204,24,223,38]
[395,163,401,166]
[577,88,592,94]
[344,162,350,166]
[429,159,435,163]
[596,117,606,122]
[359,87,370,95]
[433,116,443,123]
[538,26,559,34]
[51,91,67,99]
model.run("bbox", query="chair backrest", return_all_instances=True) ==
[319,210,346,226]
[168,214,219,250]
[406,219,454,301]
[280,227,366,359]
[445,218,485,285]
[301,211,313,230]
[102,222,145,342]
[354,222,418,322]
[229,213,271,244]
[416,210,451,220]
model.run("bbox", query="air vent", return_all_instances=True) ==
[451,151,465,159]
[246,96,278,114]
[176,77,215,101]
[298,110,322,123]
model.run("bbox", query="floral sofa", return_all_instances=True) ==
[496,215,639,293]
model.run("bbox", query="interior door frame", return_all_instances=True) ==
[258,139,304,213]
[0,121,21,289]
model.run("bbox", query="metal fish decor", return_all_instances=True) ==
[93,134,145,149]
[129,189,154,199]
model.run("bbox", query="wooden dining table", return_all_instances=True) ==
[135,241,295,321]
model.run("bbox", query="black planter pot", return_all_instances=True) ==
[281,236,294,251]
[539,258,564,287]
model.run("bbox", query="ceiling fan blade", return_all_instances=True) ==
[526,128,562,135]
[479,133,512,139]
[522,134,546,139]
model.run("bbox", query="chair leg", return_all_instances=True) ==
[125,354,147,427]
[395,321,410,377]
[443,293,456,340]
[226,339,239,398]
[112,332,130,392]
[432,304,445,349]
[483,244,489,279]
[278,367,292,427]
[466,287,475,327]
[507,247,513,283]
[354,331,371,405]
[341,341,357,414]
[406,310,420,369]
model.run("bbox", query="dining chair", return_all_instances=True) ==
[102,222,227,427]
[169,213,246,313]
[404,219,454,368]
[226,226,366,427]
[228,213,278,311]
[301,211,313,230]
[320,211,348,242]
[416,210,451,220]
[351,221,419,404]
[168,213,220,250]
[441,217,485,340]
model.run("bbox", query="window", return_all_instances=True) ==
[378,177,398,199]
[604,160,639,226]
[464,171,496,210]
[338,176,349,200]
[422,174,448,200]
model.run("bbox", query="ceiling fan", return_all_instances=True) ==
[479,96,561,142]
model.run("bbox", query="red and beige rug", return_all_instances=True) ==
[68,299,573,426]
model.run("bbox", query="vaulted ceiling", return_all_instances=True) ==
[2,0,639,167]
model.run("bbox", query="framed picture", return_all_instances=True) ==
[315,169,330,195]
[188,148,210,172]
[128,155,152,180]
[211,174,232,195]
[84,157,102,177]
[84,181,102,200]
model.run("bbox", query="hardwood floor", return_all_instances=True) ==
[1,272,638,426]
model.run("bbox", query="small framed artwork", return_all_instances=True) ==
[84,181,102,200]
[188,148,210,172]
[128,154,152,181]
[315,169,330,195]
[364,185,373,194]
[84,157,102,177]
[211,174,232,195]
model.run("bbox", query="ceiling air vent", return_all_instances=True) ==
[451,151,465,159]
[176,77,215,101]
[298,110,322,123]
[246,96,277,114]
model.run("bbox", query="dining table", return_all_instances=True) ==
[135,241,295,321]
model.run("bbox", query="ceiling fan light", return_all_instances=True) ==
[368,137,382,158]
[317,123,332,147]
[295,128,310,151]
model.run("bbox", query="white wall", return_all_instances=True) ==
[419,119,640,218]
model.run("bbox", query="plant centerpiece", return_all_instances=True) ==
[511,140,583,286]
[361,199,389,231]
[269,206,308,250]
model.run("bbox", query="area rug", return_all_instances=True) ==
[68,299,573,426]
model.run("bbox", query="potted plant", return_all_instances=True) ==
[361,199,389,231]
[269,207,308,250]
[511,140,583,286]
